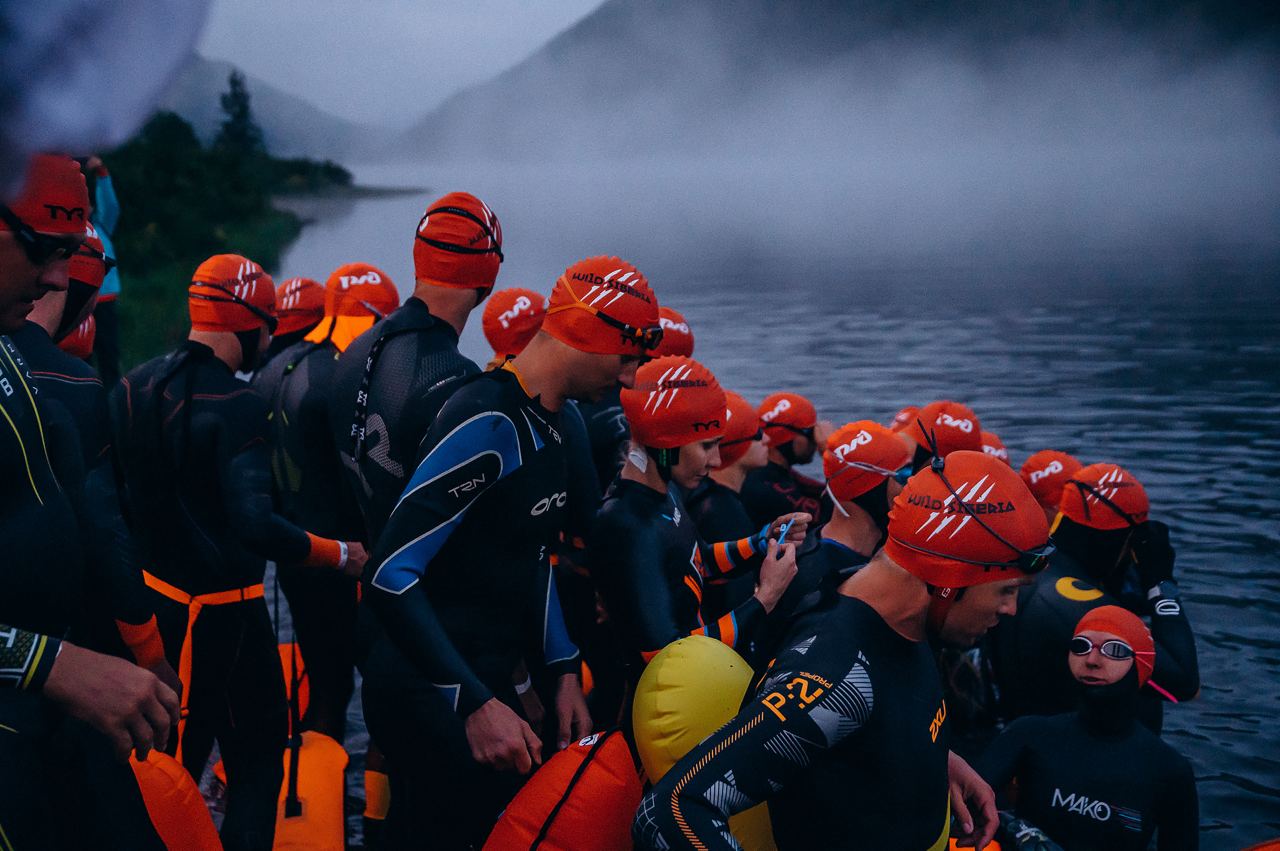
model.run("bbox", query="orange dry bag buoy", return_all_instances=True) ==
[130,750,222,851]
[483,729,643,851]
[273,730,349,851]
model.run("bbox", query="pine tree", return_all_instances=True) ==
[213,71,264,160]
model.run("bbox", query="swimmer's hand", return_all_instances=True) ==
[554,673,592,751]
[949,750,998,849]
[466,698,542,774]
[768,512,811,545]
[341,541,369,579]
[755,537,798,614]
[43,642,180,762]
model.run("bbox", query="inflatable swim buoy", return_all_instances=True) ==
[483,729,642,851]
[130,750,222,850]
[631,635,776,851]
[274,730,349,851]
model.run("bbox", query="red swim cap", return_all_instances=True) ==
[412,192,503,289]
[58,314,96,360]
[543,256,661,355]
[890,405,919,433]
[823,421,911,502]
[716,391,762,469]
[759,392,817,447]
[305,262,400,351]
[910,400,982,459]
[482,287,546,359]
[1019,450,1083,512]
[274,277,325,336]
[68,228,108,290]
[1074,605,1155,687]
[188,254,276,333]
[981,430,1011,465]
[1059,463,1149,531]
[884,450,1050,588]
[621,356,725,450]
[1,153,89,236]
[653,307,694,358]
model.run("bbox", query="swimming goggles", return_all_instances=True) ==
[1069,635,1135,660]
[0,204,83,266]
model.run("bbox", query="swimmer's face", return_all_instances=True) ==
[673,438,722,489]
[739,433,769,471]
[567,351,642,402]
[1069,629,1135,686]
[0,230,75,333]
[937,575,1031,647]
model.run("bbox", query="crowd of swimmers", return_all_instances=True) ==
[1,152,1203,850]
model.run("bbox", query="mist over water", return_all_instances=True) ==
[279,22,1280,849]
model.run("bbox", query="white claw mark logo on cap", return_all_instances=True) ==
[1087,468,1124,505]
[915,475,996,541]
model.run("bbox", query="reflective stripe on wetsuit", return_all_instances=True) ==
[635,595,951,851]
[364,366,579,716]
[590,479,770,667]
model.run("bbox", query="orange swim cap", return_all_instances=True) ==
[653,306,694,358]
[543,256,661,355]
[274,277,325,336]
[981,430,1011,465]
[1074,605,1155,687]
[58,314,96,359]
[188,255,275,333]
[910,400,982,459]
[68,228,108,291]
[305,263,400,351]
[621,356,725,450]
[1059,463,1149,531]
[412,192,503,290]
[823,421,911,502]
[1019,450,1083,512]
[889,405,920,433]
[716,391,762,469]
[884,450,1050,589]
[482,287,546,359]
[758,392,817,448]
[1,153,89,236]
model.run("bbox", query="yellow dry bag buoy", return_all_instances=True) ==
[631,635,776,851]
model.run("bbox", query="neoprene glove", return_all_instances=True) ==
[998,811,1064,851]
[1133,519,1175,589]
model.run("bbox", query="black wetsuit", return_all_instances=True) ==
[740,460,822,529]
[360,366,581,850]
[550,399,603,683]
[253,338,362,738]
[685,477,758,619]
[577,384,628,492]
[589,478,769,723]
[635,595,952,850]
[260,327,315,367]
[112,341,327,851]
[328,297,479,544]
[977,683,1198,850]
[10,322,155,661]
[988,551,1197,732]
[0,336,163,851]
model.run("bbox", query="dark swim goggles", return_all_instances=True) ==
[189,280,279,333]
[71,240,117,279]
[415,205,504,262]
[720,427,764,447]
[1070,635,1135,660]
[774,423,816,441]
[546,278,664,351]
[0,204,83,266]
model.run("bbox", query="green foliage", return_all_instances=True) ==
[104,72,348,367]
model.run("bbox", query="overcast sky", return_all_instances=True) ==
[197,0,605,127]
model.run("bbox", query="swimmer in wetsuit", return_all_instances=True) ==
[752,420,912,665]
[252,263,399,740]
[978,606,1199,850]
[1,153,176,851]
[635,450,1055,851]
[360,256,656,849]
[111,254,367,851]
[989,463,1199,731]
[260,275,324,366]
[906,399,983,471]
[740,391,831,528]
[328,192,502,545]
[684,390,768,618]
[589,356,806,721]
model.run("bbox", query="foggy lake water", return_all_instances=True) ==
[272,153,1280,847]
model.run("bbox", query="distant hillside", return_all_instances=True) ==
[159,55,372,160]
[400,0,1280,159]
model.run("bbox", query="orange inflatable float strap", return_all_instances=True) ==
[130,750,222,850]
